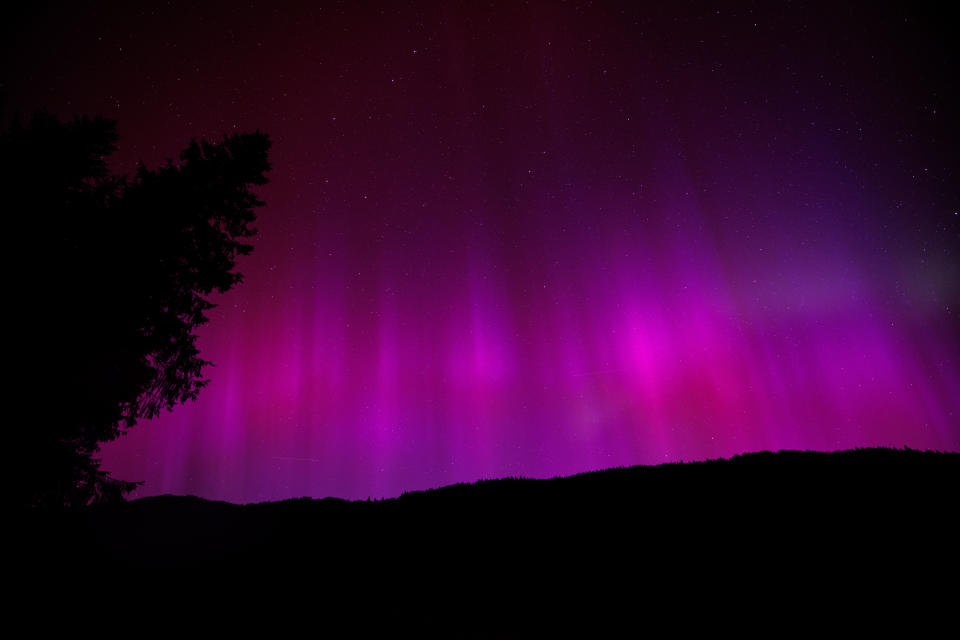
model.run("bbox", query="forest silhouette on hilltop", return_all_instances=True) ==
[21,447,958,571]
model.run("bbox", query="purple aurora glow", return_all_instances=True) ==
[3,1,957,502]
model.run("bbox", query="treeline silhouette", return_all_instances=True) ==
[17,446,957,632]
[22,447,957,570]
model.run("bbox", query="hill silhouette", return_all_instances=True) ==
[22,447,957,571]
[17,446,958,632]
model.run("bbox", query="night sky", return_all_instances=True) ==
[4,1,958,503]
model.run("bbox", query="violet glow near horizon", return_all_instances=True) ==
[5,1,959,502]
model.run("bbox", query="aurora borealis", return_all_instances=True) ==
[4,1,958,503]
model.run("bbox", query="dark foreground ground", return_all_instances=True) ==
[17,447,959,629]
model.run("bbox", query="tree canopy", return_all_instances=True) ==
[4,112,271,508]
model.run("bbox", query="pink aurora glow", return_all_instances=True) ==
[99,191,960,502]
[9,0,953,503]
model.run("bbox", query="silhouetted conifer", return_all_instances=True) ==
[3,112,271,508]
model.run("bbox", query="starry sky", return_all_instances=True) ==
[4,1,958,503]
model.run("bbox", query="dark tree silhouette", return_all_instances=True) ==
[4,112,271,508]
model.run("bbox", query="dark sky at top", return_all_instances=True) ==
[4,1,958,502]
